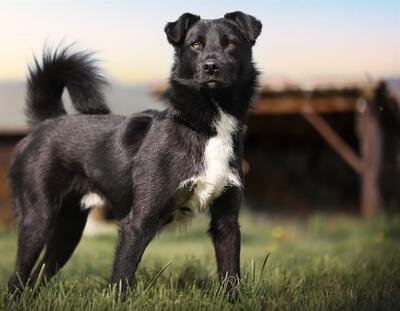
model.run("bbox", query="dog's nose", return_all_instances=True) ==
[202,60,219,75]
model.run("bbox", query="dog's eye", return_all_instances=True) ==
[190,41,202,49]
[227,41,236,48]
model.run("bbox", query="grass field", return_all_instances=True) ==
[0,212,399,310]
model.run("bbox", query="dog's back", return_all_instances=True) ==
[10,47,113,217]
[9,47,156,212]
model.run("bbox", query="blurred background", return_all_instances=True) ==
[0,0,399,225]
[0,1,400,309]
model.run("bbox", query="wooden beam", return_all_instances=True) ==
[255,95,358,115]
[358,102,381,216]
[301,104,363,174]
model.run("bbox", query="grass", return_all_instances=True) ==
[0,212,399,310]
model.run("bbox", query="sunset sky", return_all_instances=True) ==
[0,0,399,84]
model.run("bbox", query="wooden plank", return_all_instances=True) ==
[255,96,358,114]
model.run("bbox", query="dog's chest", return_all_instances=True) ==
[176,111,241,215]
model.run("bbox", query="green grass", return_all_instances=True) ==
[0,212,400,310]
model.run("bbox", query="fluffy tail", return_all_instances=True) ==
[26,47,110,126]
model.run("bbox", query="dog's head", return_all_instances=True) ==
[165,12,262,89]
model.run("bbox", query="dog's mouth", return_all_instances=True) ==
[204,80,219,88]
[201,78,225,89]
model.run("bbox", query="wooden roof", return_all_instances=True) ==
[255,87,365,115]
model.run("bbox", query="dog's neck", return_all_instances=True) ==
[164,75,258,136]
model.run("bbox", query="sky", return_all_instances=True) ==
[0,0,399,85]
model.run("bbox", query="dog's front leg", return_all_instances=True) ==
[110,185,173,295]
[110,211,159,294]
[209,187,241,291]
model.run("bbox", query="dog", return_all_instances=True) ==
[7,11,262,295]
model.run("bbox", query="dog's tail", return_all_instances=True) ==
[25,47,110,126]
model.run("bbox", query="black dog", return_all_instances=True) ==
[8,11,262,294]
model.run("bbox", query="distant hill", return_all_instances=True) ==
[0,81,164,133]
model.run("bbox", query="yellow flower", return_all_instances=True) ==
[272,226,284,239]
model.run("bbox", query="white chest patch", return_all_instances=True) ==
[177,110,242,214]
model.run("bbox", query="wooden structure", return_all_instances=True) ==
[251,82,396,216]
[0,135,21,226]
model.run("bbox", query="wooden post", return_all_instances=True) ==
[358,99,381,216]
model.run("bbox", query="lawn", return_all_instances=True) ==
[0,212,399,310]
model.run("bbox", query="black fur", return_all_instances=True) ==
[26,47,110,126]
[8,11,262,296]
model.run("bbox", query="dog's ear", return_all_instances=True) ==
[165,13,201,46]
[224,11,262,45]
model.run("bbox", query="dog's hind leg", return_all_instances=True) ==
[7,196,55,294]
[29,192,89,285]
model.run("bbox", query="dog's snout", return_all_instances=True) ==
[202,60,219,75]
